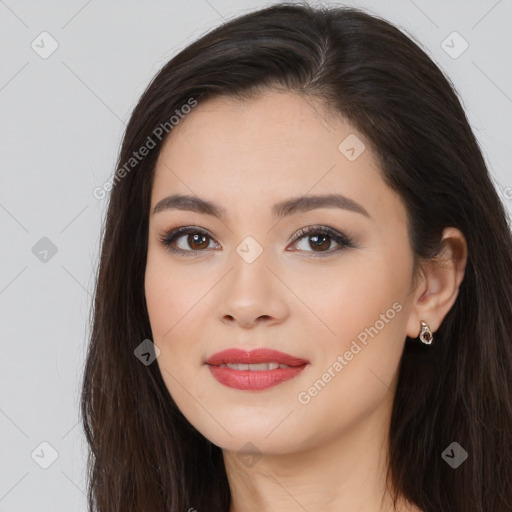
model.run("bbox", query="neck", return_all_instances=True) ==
[223,393,422,512]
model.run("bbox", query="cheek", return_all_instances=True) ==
[144,250,217,400]
[292,252,410,401]
[144,249,211,340]
[289,252,406,345]
[144,264,175,341]
[144,256,201,412]
[289,268,408,445]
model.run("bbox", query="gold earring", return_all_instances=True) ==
[418,320,433,345]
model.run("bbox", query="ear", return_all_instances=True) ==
[406,227,468,339]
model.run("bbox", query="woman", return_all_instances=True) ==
[81,3,512,511]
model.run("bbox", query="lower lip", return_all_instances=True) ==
[207,364,308,390]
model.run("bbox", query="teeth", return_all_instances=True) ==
[221,362,291,370]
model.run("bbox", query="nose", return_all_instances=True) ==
[215,246,290,329]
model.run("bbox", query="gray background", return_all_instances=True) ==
[0,0,511,510]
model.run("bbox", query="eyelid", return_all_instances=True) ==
[289,225,353,247]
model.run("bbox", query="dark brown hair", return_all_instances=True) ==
[81,3,512,511]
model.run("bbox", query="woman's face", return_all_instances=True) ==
[145,90,419,455]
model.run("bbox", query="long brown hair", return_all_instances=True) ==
[81,3,512,511]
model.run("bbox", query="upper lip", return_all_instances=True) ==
[205,348,309,367]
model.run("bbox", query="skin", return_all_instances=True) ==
[144,90,468,512]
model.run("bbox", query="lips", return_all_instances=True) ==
[205,348,309,367]
[205,348,309,391]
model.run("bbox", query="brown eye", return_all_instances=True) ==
[159,226,219,257]
[159,224,354,258]
[184,232,210,250]
[302,233,332,252]
[289,225,354,256]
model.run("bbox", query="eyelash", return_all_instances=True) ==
[157,225,355,258]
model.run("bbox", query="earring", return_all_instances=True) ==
[418,320,433,345]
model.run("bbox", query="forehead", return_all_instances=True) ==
[151,91,405,225]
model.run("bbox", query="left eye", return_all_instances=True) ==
[158,225,354,257]
[288,226,355,256]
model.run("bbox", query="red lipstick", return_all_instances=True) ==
[205,348,309,391]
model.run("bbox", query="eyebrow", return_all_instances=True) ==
[151,193,371,221]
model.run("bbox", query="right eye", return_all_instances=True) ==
[158,226,220,257]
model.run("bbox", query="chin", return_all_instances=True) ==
[191,410,313,455]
